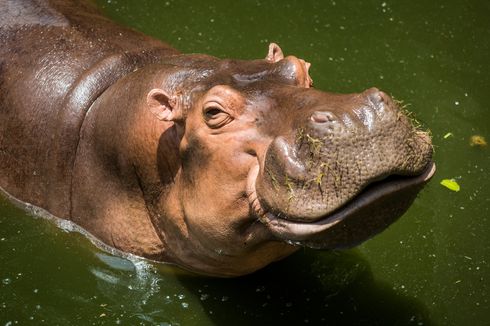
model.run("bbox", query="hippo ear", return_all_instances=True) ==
[297,58,314,88]
[147,89,181,121]
[265,43,284,63]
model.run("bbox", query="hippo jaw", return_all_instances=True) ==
[248,161,435,249]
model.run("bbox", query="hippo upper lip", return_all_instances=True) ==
[253,161,436,243]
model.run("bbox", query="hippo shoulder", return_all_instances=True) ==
[0,0,178,217]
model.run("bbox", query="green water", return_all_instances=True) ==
[1,0,489,325]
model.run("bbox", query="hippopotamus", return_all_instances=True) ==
[0,0,435,276]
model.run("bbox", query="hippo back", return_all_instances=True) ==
[0,0,178,217]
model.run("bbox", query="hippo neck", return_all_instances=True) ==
[45,49,181,217]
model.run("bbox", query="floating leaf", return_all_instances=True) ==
[469,135,487,147]
[440,179,460,192]
[443,132,453,139]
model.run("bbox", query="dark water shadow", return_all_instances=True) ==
[176,249,433,326]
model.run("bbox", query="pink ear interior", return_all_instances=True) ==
[265,43,284,63]
[147,89,174,121]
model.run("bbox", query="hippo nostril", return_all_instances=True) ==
[378,91,395,107]
[311,111,336,124]
[372,92,384,104]
[364,87,384,106]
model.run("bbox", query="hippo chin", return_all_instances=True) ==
[0,0,434,276]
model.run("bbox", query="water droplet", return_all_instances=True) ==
[200,294,209,301]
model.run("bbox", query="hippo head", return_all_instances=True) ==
[146,44,435,276]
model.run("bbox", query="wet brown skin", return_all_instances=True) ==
[0,0,434,276]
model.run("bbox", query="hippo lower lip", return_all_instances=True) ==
[255,162,436,249]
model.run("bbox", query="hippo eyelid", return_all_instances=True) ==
[203,101,228,116]
[202,102,233,128]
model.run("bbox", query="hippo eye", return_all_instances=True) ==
[205,107,224,118]
[203,104,232,128]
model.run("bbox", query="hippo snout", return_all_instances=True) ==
[253,86,434,248]
[307,88,398,136]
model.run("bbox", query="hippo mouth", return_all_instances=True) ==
[247,162,436,249]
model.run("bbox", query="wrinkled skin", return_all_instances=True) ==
[0,0,434,276]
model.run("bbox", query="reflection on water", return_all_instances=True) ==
[0,201,431,325]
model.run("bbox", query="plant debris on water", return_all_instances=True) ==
[440,179,460,192]
[469,135,487,147]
